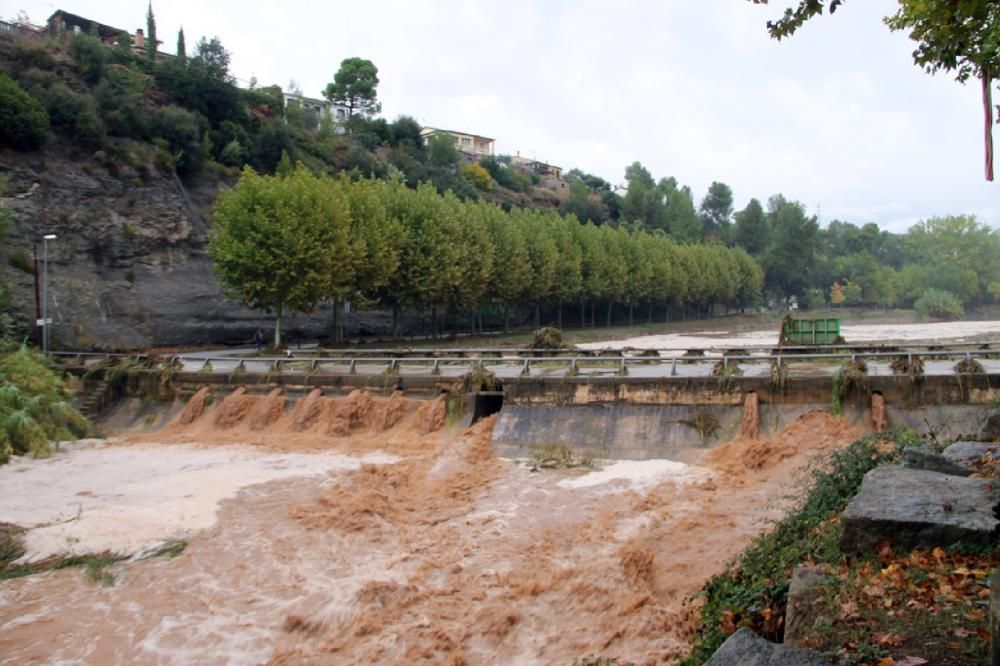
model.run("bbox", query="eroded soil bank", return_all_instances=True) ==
[0,390,860,664]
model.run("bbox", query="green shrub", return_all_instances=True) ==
[70,33,107,83]
[96,66,151,138]
[0,73,49,150]
[147,105,203,175]
[29,82,105,148]
[914,288,964,320]
[219,138,245,166]
[10,41,56,75]
[459,162,493,191]
[7,250,35,274]
[0,344,89,464]
[529,327,574,351]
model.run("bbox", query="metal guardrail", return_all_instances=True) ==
[53,345,1000,378]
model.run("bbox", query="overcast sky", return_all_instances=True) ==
[13,1,999,233]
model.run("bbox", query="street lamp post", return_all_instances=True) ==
[42,234,56,355]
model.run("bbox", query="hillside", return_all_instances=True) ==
[0,25,618,348]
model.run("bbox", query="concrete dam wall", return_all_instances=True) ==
[81,365,1000,461]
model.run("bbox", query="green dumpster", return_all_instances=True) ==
[781,317,841,345]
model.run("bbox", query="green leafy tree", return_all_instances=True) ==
[914,287,965,320]
[904,214,1000,304]
[70,33,106,83]
[841,279,863,305]
[663,179,702,243]
[733,198,769,256]
[442,192,495,323]
[699,181,735,242]
[560,179,607,225]
[378,183,465,336]
[621,162,666,230]
[0,74,48,149]
[763,196,819,300]
[324,57,381,118]
[428,132,459,168]
[480,202,531,331]
[209,167,354,348]
[193,37,233,83]
[177,27,186,60]
[547,214,583,328]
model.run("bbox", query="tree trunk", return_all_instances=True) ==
[392,303,401,339]
[591,302,596,328]
[432,306,438,340]
[274,305,283,350]
[628,303,634,326]
[503,307,510,333]
[557,302,563,330]
[581,302,586,329]
[534,303,540,329]
[647,304,653,324]
[332,298,341,345]
[606,301,613,327]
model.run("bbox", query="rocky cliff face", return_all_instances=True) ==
[1,142,341,349]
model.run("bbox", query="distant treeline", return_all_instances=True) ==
[209,167,764,344]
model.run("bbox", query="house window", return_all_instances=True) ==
[461,137,471,147]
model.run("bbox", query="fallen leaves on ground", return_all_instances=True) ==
[819,544,997,664]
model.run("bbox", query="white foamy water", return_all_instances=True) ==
[557,459,709,490]
[0,440,397,562]
[578,320,1000,351]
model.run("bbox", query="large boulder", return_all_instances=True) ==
[943,440,999,472]
[784,566,828,647]
[703,627,828,666]
[976,408,1000,442]
[841,465,1000,553]
[901,445,972,477]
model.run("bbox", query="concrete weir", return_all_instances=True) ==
[490,374,1000,460]
[73,361,1000,461]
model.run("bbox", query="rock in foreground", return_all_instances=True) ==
[704,627,828,666]
[841,465,999,553]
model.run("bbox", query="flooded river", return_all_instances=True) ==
[0,387,861,664]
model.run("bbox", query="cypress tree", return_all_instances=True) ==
[146,2,157,62]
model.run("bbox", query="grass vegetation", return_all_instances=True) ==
[528,326,576,352]
[831,359,869,416]
[680,411,721,439]
[889,354,924,383]
[713,359,743,392]
[681,429,921,665]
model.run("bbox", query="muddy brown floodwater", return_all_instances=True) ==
[0,390,861,665]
